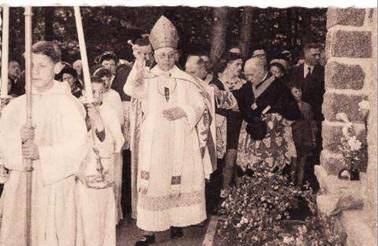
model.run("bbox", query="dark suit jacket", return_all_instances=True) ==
[289,64,325,122]
[9,75,25,97]
[110,63,132,101]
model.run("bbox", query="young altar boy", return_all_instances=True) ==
[76,76,124,246]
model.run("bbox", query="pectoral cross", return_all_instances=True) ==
[164,87,170,102]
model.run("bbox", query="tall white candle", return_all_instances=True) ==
[1,6,9,98]
[74,6,93,103]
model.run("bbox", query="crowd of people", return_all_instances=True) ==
[0,15,324,246]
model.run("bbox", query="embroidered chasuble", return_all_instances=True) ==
[124,65,210,231]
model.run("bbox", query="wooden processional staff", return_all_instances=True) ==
[1,6,33,244]
[24,6,33,246]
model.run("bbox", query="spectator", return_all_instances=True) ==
[8,60,25,97]
[229,47,242,54]
[289,42,324,191]
[185,55,208,80]
[73,59,83,80]
[251,48,267,67]
[288,82,317,186]
[62,39,81,64]
[55,65,84,98]
[93,67,124,129]
[210,51,245,191]
[269,58,289,79]
[200,54,213,83]
[237,57,300,174]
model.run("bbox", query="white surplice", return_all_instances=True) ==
[102,89,125,222]
[124,65,209,232]
[76,103,124,246]
[0,81,88,246]
[102,89,124,126]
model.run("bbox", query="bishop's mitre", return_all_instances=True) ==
[149,16,179,51]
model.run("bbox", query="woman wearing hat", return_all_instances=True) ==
[237,57,301,174]
[55,64,84,98]
[269,58,289,79]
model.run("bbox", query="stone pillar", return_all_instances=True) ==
[364,8,377,233]
[316,8,377,246]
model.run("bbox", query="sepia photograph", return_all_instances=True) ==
[0,1,376,245]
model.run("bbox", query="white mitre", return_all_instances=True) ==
[149,16,179,50]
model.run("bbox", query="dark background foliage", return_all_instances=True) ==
[2,7,326,66]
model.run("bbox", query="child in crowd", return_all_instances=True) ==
[289,82,317,186]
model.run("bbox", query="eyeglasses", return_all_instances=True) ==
[252,54,266,58]
[155,52,176,60]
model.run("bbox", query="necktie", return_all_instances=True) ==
[306,66,312,78]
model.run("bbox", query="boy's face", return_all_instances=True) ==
[32,53,56,90]
[101,59,117,75]
[92,82,105,104]
[101,75,112,89]
[291,87,302,101]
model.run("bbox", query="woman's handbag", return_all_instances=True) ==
[246,105,271,140]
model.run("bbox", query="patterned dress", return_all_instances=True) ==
[237,113,296,171]
[236,77,301,172]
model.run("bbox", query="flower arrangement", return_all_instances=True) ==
[336,105,368,177]
[216,163,346,245]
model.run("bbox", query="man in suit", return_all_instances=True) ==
[251,48,268,68]
[8,60,25,97]
[289,43,324,190]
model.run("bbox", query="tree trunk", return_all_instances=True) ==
[301,9,313,44]
[210,7,228,65]
[239,7,254,59]
[44,7,55,41]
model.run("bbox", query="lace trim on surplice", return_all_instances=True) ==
[138,190,204,211]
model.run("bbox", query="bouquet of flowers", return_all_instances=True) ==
[336,108,368,178]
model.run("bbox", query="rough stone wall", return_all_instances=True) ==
[323,7,377,233]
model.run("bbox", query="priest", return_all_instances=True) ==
[0,41,88,246]
[124,16,213,245]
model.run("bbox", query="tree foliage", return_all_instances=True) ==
[3,6,326,66]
